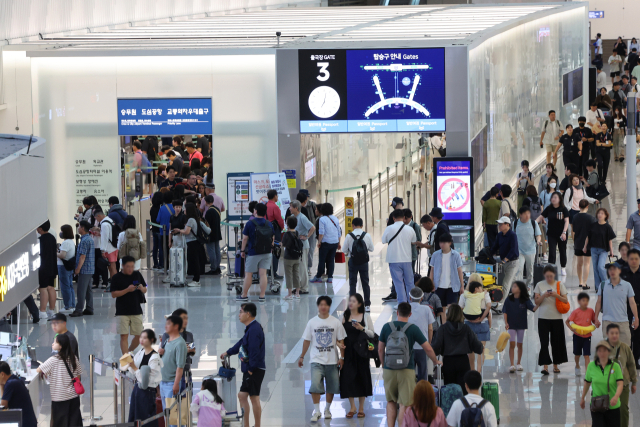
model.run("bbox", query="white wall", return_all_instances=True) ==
[588,0,640,40]
[0,51,33,136]
[31,54,278,232]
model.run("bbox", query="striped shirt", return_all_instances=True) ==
[76,234,95,275]
[39,355,83,402]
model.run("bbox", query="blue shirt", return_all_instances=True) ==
[227,320,266,373]
[514,219,541,256]
[2,374,37,427]
[429,249,464,292]
[318,215,341,244]
[502,297,535,330]
[156,204,175,236]
[76,234,95,275]
[243,218,275,256]
[491,229,519,261]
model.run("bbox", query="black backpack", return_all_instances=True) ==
[284,230,303,259]
[104,218,122,247]
[251,219,274,255]
[505,200,517,225]
[349,232,370,265]
[190,221,209,245]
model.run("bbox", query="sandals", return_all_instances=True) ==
[358,412,365,418]
[553,367,561,374]
[582,285,590,290]
[541,369,550,376]
[346,412,355,419]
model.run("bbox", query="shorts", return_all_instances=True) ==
[545,143,558,153]
[466,320,491,341]
[240,369,265,396]
[382,368,416,406]
[116,314,144,335]
[610,71,621,77]
[106,250,119,263]
[574,248,591,257]
[39,275,56,289]
[508,329,526,343]
[309,363,340,395]
[435,287,459,306]
[573,334,591,356]
[245,253,272,274]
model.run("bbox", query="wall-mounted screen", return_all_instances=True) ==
[117,98,212,135]
[563,68,583,105]
[433,157,474,225]
[299,49,445,133]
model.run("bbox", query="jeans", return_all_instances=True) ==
[413,348,428,381]
[315,242,338,279]
[517,253,536,288]
[159,381,186,427]
[205,240,221,271]
[501,260,519,303]
[152,232,164,268]
[348,258,370,306]
[74,274,94,314]
[389,262,414,303]
[57,265,76,310]
[591,247,608,292]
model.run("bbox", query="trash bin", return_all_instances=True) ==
[450,225,474,263]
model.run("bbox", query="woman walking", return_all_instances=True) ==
[402,380,447,427]
[537,192,570,275]
[533,266,569,375]
[127,329,163,427]
[580,340,624,427]
[584,207,616,293]
[310,203,341,284]
[503,281,537,372]
[612,107,627,162]
[150,192,164,271]
[432,304,483,392]
[174,203,211,287]
[537,175,557,260]
[595,123,613,184]
[56,225,76,313]
[572,200,596,290]
[564,174,597,225]
[37,334,83,427]
[340,294,374,418]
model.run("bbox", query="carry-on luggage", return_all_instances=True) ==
[533,247,545,289]
[169,247,186,286]
[481,381,500,423]
[433,357,464,417]
[215,356,239,416]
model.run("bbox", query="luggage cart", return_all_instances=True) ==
[232,244,281,295]
[476,262,504,315]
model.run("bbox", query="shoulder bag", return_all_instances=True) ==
[591,362,613,412]
[62,358,85,395]
[388,224,406,245]
[555,281,570,314]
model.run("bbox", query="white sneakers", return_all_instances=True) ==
[324,408,332,419]
[509,366,516,373]
[517,364,524,371]
[310,411,321,422]
[186,281,201,287]
[561,268,567,276]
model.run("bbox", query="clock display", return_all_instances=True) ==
[308,86,341,118]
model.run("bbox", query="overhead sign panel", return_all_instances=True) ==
[117,98,212,135]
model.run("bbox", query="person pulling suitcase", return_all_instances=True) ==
[221,303,265,427]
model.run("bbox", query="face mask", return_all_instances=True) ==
[579,123,585,127]
[550,183,557,188]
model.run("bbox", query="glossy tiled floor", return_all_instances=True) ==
[13,160,640,426]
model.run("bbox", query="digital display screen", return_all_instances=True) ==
[234,180,249,203]
[433,157,474,224]
[299,49,445,133]
[117,98,212,136]
[563,68,583,105]
[305,158,316,181]
[589,11,604,19]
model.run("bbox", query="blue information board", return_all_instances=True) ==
[588,11,604,19]
[117,98,212,135]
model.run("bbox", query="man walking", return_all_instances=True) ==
[514,207,542,290]
[298,296,346,422]
[159,315,187,427]
[605,323,637,427]
[429,233,464,310]
[36,220,58,322]
[621,248,640,368]
[491,217,519,308]
[110,256,147,355]
[71,221,95,318]
[382,209,417,304]
[289,200,315,294]
[238,203,275,303]
[539,110,563,166]
[343,217,374,311]
[482,187,502,249]
[625,199,640,250]
[221,303,265,427]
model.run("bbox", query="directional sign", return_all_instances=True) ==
[345,197,355,234]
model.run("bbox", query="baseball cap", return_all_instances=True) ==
[48,313,67,322]
[595,340,612,352]
[605,262,622,270]
[496,217,511,224]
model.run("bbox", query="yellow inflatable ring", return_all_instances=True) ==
[571,323,596,335]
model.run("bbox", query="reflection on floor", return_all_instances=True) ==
[15,160,640,426]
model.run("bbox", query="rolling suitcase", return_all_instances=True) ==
[481,382,500,423]
[433,357,463,417]
[169,247,186,286]
[533,247,545,287]
[215,356,239,416]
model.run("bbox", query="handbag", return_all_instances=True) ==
[217,356,236,379]
[62,358,85,395]
[591,362,613,413]
[335,252,346,263]
[555,281,570,314]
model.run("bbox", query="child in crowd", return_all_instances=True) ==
[618,242,630,269]
[461,282,489,321]
[282,216,302,300]
[517,160,534,209]
[502,281,538,373]
[459,281,492,372]
[446,370,498,427]
[565,292,596,376]
[416,277,445,329]
[191,377,225,427]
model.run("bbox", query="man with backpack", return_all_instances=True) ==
[514,207,542,290]
[446,370,498,427]
[289,200,315,294]
[94,208,119,290]
[378,302,440,427]
[539,110,563,166]
[107,196,128,226]
[238,203,275,304]
[266,189,285,280]
[382,210,418,305]
[344,217,374,311]
[491,217,519,307]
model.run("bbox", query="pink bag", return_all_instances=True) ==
[63,359,85,395]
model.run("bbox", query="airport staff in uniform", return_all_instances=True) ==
[559,124,581,172]
[575,117,595,178]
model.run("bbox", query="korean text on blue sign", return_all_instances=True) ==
[117,98,212,136]
[588,11,604,19]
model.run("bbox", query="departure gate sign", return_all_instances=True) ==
[433,157,474,225]
[117,98,213,135]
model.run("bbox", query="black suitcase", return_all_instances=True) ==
[533,246,545,286]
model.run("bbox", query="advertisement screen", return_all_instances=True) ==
[434,158,473,223]
[563,68,583,105]
[299,48,445,133]
[117,98,212,135]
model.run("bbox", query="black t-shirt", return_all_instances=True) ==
[142,136,158,162]
[587,222,616,250]
[596,131,612,152]
[204,205,222,241]
[197,136,210,157]
[572,212,596,250]
[559,176,570,193]
[541,205,569,237]
[1,375,37,427]
[111,271,147,316]
[560,134,578,155]
[575,126,593,152]
[159,177,183,190]
[170,212,187,230]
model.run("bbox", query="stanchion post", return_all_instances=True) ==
[163,225,168,273]
[378,172,382,220]
[187,371,193,427]
[120,371,126,422]
[402,157,406,197]
[369,179,374,224]
[178,387,183,427]
[626,93,637,217]
[395,162,399,197]
[87,355,102,422]
[362,185,368,228]
[145,220,151,270]
[418,181,423,220]
[412,184,417,216]
[112,362,118,422]
[406,190,411,214]
[386,167,390,209]
[325,189,329,203]
[357,191,361,218]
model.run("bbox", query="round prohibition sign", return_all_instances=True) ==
[438,178,470,212]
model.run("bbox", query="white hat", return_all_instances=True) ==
[496,217,511,225]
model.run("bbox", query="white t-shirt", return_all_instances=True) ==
[409,302,435,348]
[381,221,417,264]
[56,239,76,266]
[440,251,452,289]
[302,315,347,365]
[533,281,568,320]
[447,394,497,427]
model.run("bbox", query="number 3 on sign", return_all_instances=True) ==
[317,62,330,81]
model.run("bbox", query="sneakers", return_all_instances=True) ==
[310,411,322,422]
[392,304,398,310]
[60,308,73,314]
[327,278,333,284]
[561,268,567,276]
[284,295,294,301]
[39,311,48,321]
[294,293,301,300]
[162,275,173,283]
[382,293,397,302]
[365,305,371,312]
[575,367,581,376]
[310,277,323,283]
[187,281,201,287]
[509,366,516,373]
[236,295,248,302]
[517,364,524,371]
[324,407,332,419]
[46,309,56,318]
[274,274,284,280]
